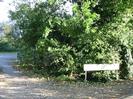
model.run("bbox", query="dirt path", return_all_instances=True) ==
[0,53,133,99]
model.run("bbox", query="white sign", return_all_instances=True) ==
[84,64,119,71]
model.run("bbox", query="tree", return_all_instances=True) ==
[0,23,15,51]
[9,0,133,80]
[95,0,133,79]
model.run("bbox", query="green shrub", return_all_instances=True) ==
[10,0,133,81]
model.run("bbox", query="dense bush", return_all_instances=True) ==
[10,0,133,80]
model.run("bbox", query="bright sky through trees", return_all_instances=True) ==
[0,0,14,22]
[0,0,73,22]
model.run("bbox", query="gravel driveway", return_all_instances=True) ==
[0,52,133,99]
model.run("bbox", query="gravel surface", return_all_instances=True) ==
[0,52,133,99]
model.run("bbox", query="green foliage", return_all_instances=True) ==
[0,23,15,52]
[10,0,133,81]
[100,8,133,79]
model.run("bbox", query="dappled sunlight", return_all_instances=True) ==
[7,77,45,83]
[0,71,62,98]
[0,75,62,99]
[0,53,133,98]
[124,95,133,99]
[38,89,58,97]
[0,0,133,98]
[0,82,7,86]
[6,86,23,90]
